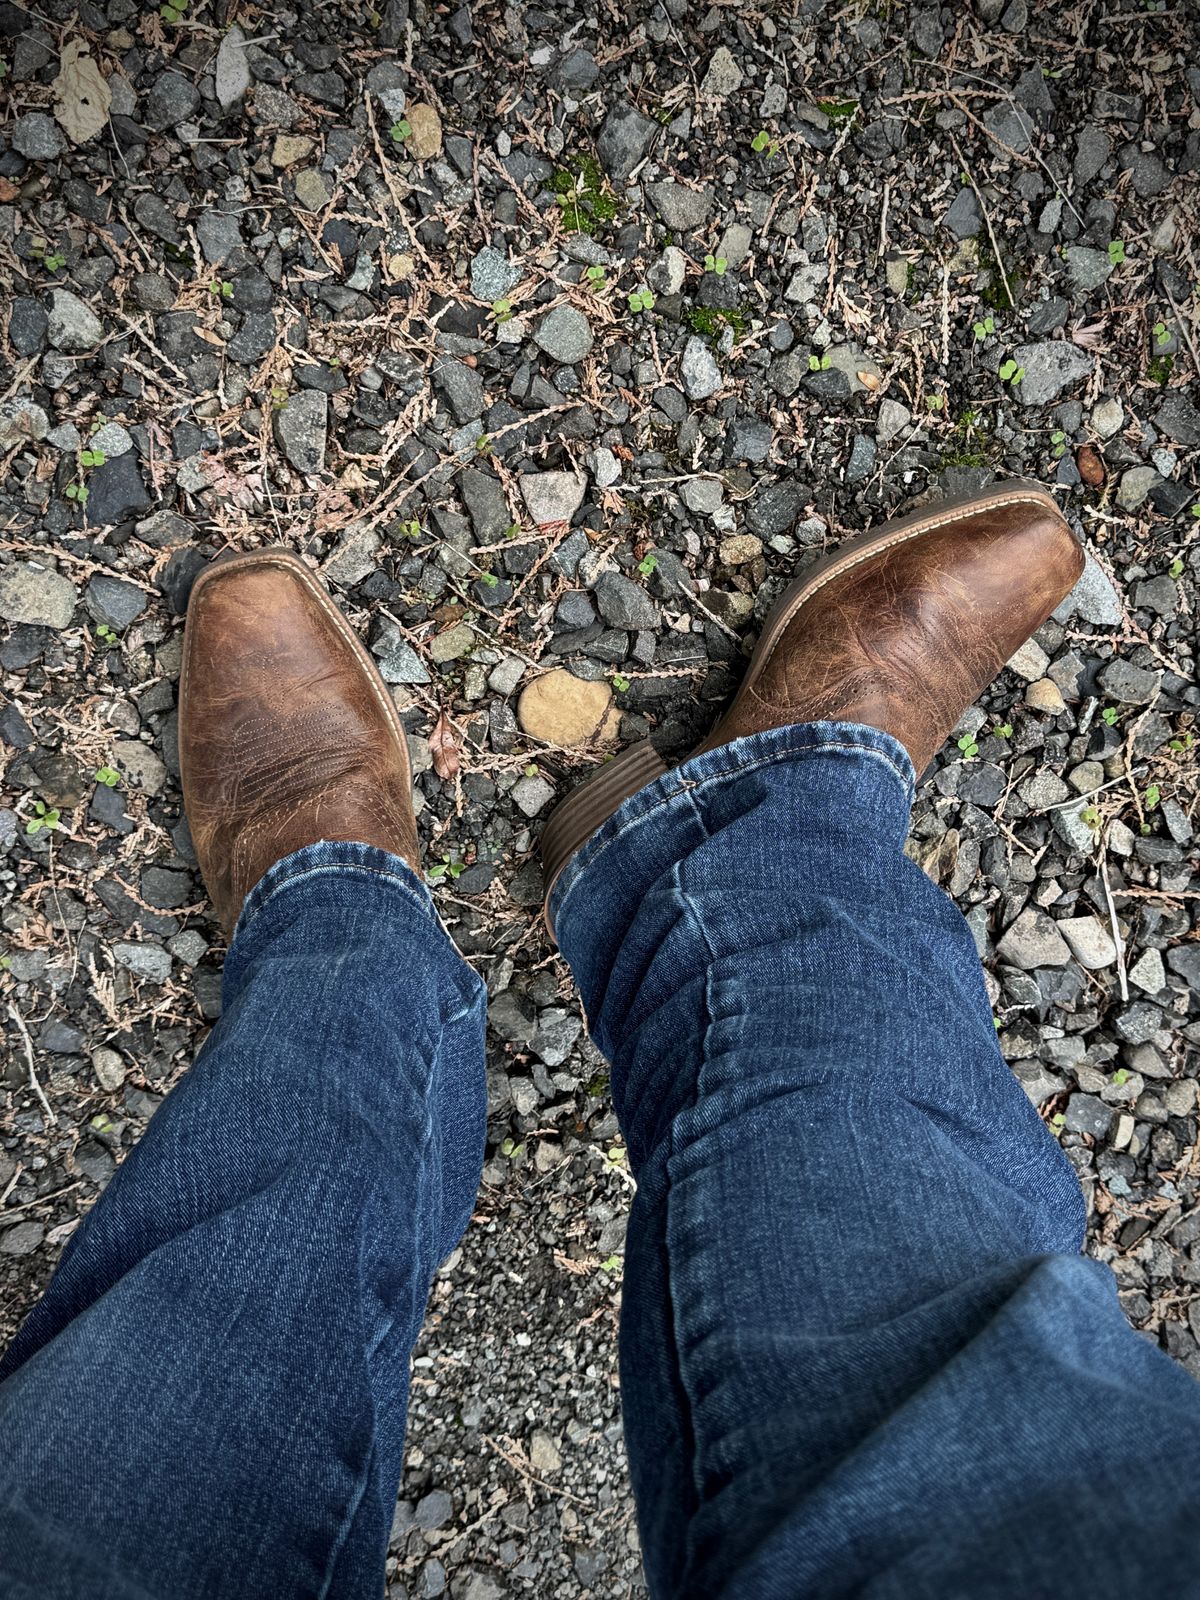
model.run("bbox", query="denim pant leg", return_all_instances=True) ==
[551,723,1200,1600]
[0,844,486,1600]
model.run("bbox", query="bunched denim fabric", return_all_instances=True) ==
[550,722,1200,1600]
[2,726,1199,1600]
[0,845,487,1600]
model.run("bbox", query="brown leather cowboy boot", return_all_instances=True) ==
[541,482,1083,933]
[180,550,420,935]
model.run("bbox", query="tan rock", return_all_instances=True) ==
[719,534,763,566]
[406,103,443,161]
[271,134,315,168]
[1025,677,1066,714]
[517,670,619,748]
[293,168,330,211]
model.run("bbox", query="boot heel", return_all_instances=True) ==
[541,741,668,935]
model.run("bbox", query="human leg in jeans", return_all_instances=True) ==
[0,555,488,1598]
[3,489,1199,1600]
[545,485,1200,1598]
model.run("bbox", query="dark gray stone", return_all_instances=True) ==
[943,186,983,239]
[85,574,148,630]
[433,358,485,422]
[596,102,659,183]
[745,480,805,537]
[594,571,659,630]
[84,453,151,526]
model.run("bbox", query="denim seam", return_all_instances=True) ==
[554,737,914,932]
[667,794,722,1585]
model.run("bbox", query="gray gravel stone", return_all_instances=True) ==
[1097,659,1159,705]
[680,336,722,400]
[1014,343,1093,407]
[534,305,593,365]
[433,358,485,423]
[113,942,172,983]
[0,398,49,449]
[85,575,148,630]
[943,186,983,239]
[1064,1093,1113,1139]
[470,246,521,301]
[701,45,743,98]
[745,480,805,537]
[47,289,102,353]
[511,774,555,816]
[1074,126,1112,186]
[1063,247,1113,292]
[84,453,151,526]
[1054,549,1122,626]
[214,24,251,111]
[595,102,659,182]
[0,564,78,629]
[1058,916,1118,969]
[996,908,1071,970]
[594,571,659,630]
[1129,948,1166,995]
[13,111,66,161]
[272,391,328,474]
[647,181,713,231]
[371,620,430,684]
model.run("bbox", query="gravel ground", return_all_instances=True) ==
[1,1,1198,1593]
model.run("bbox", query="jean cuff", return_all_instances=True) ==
[231,841,434,951]
[548,720,915,934]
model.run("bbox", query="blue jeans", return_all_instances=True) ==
[2,724,1198,1599]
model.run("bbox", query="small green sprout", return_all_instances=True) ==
[94,766,120,787]
[637,552,658,577]
[1081,806,1102,833]
[25,801,60,836]
[95,623,117,644]
[1144,783,1161,811]
[998,359,1025,383]
[1107,239,1126,265]
[478,571,499,589]
[704,254,728,275]
[503,522,522,539]
[957,733,979,760]
[1101,706,1119,727]
[973,315,996,341]
[750,130,778,155]
[599,1255,622,1273]
[585,264,607,287]
[42,252,67,273]
[270,385,289,410]
[491,298,513,323]
[523,763,539,778]
[1050,1111,1066,1132]
[65,482,88,504]
[210,279,234,300]
[611,673,631,693]
[606,1144,627,1165]
[79,448,106,468]
[1112,1069,1129,1086]
[160,0,187,21]
[1168,732,1195,754]
[807,352,831,371]
[500,1137,525,1159]
[927,393,945,410]
[1152,321,1171,349]
[1050,430,1067,459]
[397,518,421,540]
[389,119,412,143]
[1168,557,1184,579]
[475,433,493,455]
[1191,504,1200,519]
[994,722,1013,738]
[627,288,655,313]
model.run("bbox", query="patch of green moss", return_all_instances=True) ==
[817,97,858,122]
[1148,352,1174,385]
[551,154,619,235]
[939,408,1001,471]
[685,306,749,343]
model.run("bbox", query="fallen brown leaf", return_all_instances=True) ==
[52,40,112,146]
[0,178,20,202]
[428,712,460,781]
[1070,319,1107,351]
[1076,444,1105,488]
